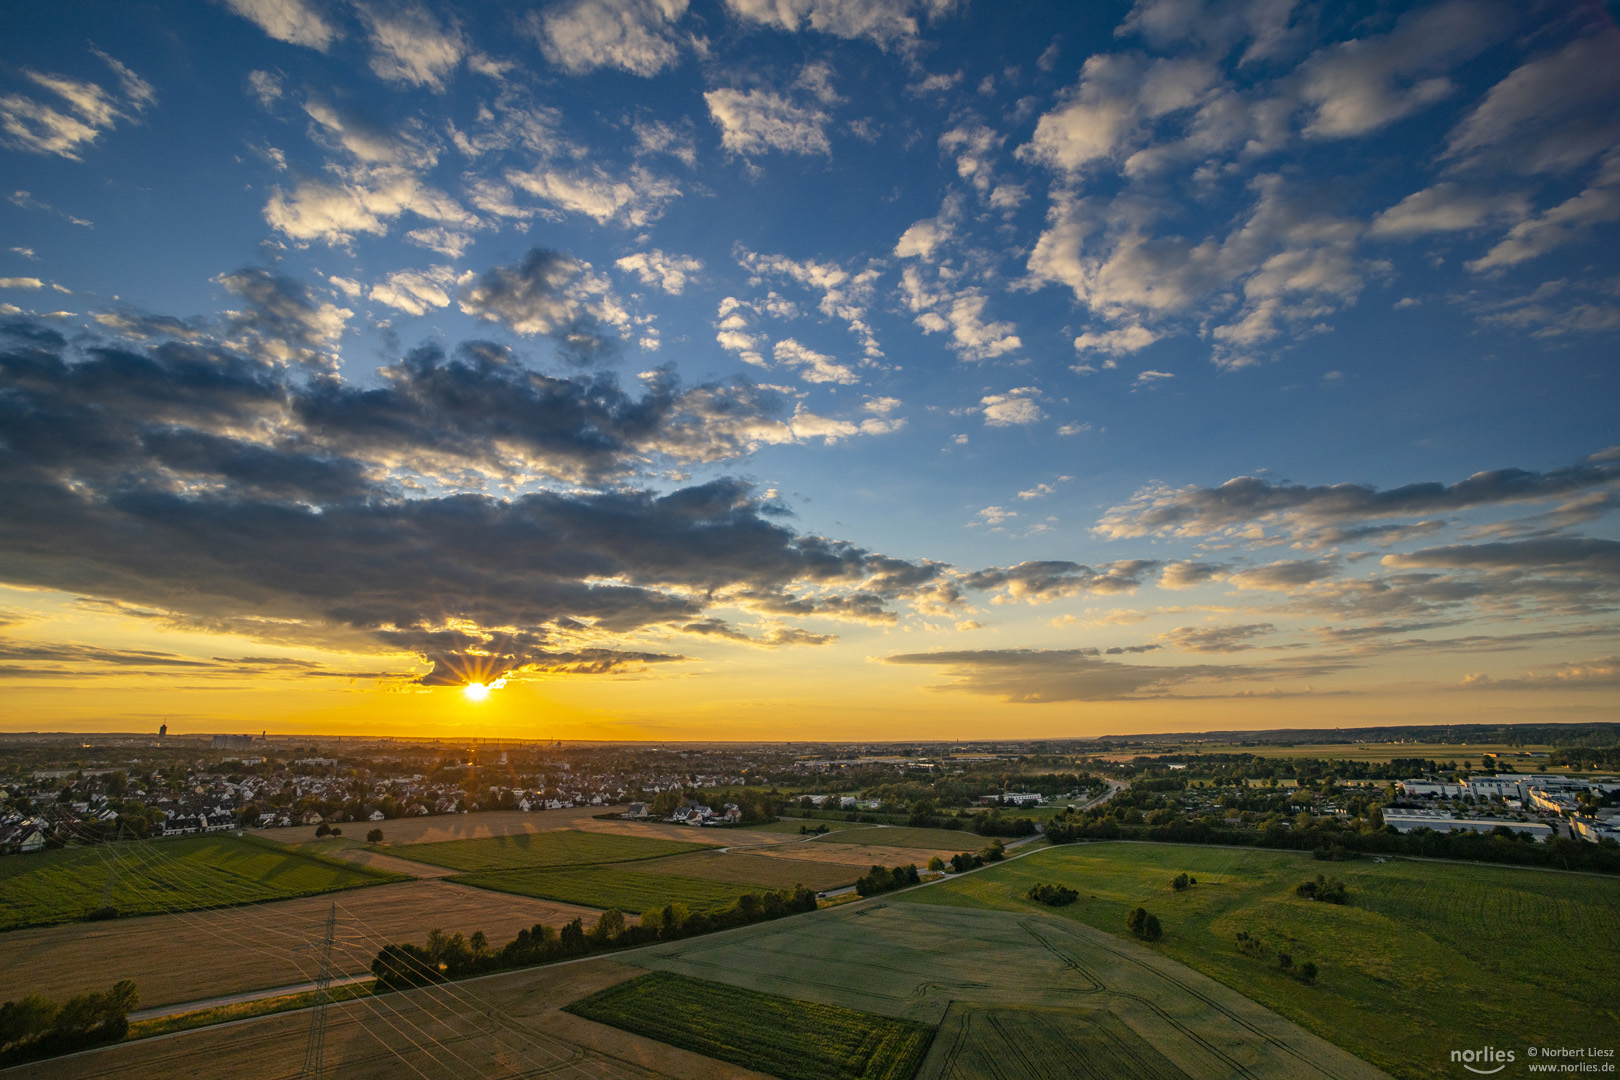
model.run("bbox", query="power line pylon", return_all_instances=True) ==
[299,901,337,1079]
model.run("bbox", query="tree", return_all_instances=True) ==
[314,823,330,838]
[927,856,945,872]
[1171,872,1191,891]
[1127,907,1161,940]
[366,828,384,843]
[1297,960,1318,984]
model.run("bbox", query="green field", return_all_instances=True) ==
[897,842,1620,1080]
[625,898,1384,1080]
[379,830,716,872]
[566,970,935,1080]
[0,835,407,931]
[816,826,979,850]
[448,864,775,913]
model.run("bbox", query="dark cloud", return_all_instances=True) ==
[457,248,623,365]
[1162,623,1277,653]
[881,647,1342,702]
[215,267,350,369]
[1097,453,1620,543]
[1228,558,1340,590]
[1381,537,1620,576]
[0,316,945,684]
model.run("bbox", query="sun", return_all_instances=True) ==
[462,681,491,702]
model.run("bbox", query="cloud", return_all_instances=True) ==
[879,646,1328,702]
[616,249,703,294]
[1294,0,1508,139]
[369,265,465,316]
[961,559,1158,601]
[0,318,946,682]
[1096,453,1620,544]
[457,248,629,362]
[899,267,1021,361]
[722,0,959,48]
[1381,538,1620,577]
[354,1,466,90]
[0,278,44,290]
[1074,324,1158,356]
[773,338,858,384]
[705,88,830,157]
[1161,622,1276,652]
[264,166,473,246]
[0,54,154,161]
[979,387,1043,426]
[1020,53,1219,174]
[1228,558,1340,590]
[218,0,338,51]
[1443,31,1620,176]
[1158,561,1228,590]
[215,267,351,368]
[632,117,697,166]
[1461,655,1620,692]
[505,162,681,227]
[1370,182,1528,238]
[1132,369,1174,388]
[1465,173,1620,272]
[736,248,883,359]
[531,0,688,77]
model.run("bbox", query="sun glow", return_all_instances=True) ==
[462,682,491,702]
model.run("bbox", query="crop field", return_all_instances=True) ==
[449,865,772,913]
[566,970,935,1080]
[0,835,406,932]
[4,959,768,1080]
[379,829,717,872]
[629,850,856,892]
[815,826,980,850]
[897,842,1620,1080]
[623,899,1387,1080]
[0,878,606,1009]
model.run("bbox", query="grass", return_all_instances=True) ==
[126,981,376,1040]
[376,829,715,872]
[632,850,856,891]
[0,835,408,932]
[566,970,935,1080]
[924,1005,1189,1080]
[448,864,775,914]
[815,826,980,850]
[896,841,1620,1080]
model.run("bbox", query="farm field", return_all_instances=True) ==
[0,835,406,932]
[629,850,856,892]
[378,829,716,872]
[566,969,934,1080]
[814,825,979,850]
[0,878,606,1009]
[2,958,775,1080]
[897,842,1620,1080]
[622,899,1388,1080]
[449,864,774,913]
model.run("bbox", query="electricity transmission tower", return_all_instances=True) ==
[299,901,337,1079]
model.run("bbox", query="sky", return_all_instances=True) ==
[0,0,1617,742]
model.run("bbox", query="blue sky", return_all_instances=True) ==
[0,0,1616,737]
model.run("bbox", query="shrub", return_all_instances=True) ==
[1126,907,1162,941]
[1171,872,1191,891]
[855,863,921,897]
[314,823,331,838]
[1297,960,1318,984]
[1296,874,1348,903]
[366,828,384,844]
[927,856,945,872]
[1025,883,1079,906]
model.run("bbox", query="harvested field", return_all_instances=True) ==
[0,835,405,932]
[630,850,855,892]
[815,826,981,850]
[566,970,935,1080]
[450,865,776,914]
[3,959,778,1080]
[624,900,1390,1080]
[743,843,968,870]
[0,879,605,1009]
[385,829,716,873]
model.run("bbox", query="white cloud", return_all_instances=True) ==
[246,69,284,107]
[531,0,688,77]
[369,265,464,316]
[737,249,883,358]
[723,0,959,48]
[632,118,697,166]
[894,217,951,260]
[1466,173,1620,272]
[900,266,1020,361]
[1132,369,1175,388]
[1294,0,1508,139]
[354,1,466,90]
[774,338,858,384]
[1370,182,1528,237]
[939,122,1004,195]
[264,166,473,246]
[1074,324,1159,355]
[977,505,1018,524]
[0,56,153,161]
[505,163,681,227]
[981,387,1044,426]
[1056,422,1092,436]
[863,396,901,415]
[218,0,338,51]
[616,249,703,294]
[1443,31,1620,176]
[405,226,474,258]
[704,88,830,156]
[0,278,44,289]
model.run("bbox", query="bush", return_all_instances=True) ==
[1297,960,1318,984]
[927,856,945,872]
[855,863,921,897]
[314,823,330,838]
[1296,874,1348,903]
[1171,872,1191,891]
[949,851,985,873]
[1235,930,1267,957]
[1126,907,1162,941]
[1025,883,1079,906]
[366,828,384,844]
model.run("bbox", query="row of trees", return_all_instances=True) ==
[1025,883,1078,906]
[854,863,921,897]
[0,980,138,1066]
[372,886,820,990]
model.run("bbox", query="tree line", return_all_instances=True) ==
[0,980,138,1066]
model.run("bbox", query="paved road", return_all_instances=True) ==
[127,974,373,1022]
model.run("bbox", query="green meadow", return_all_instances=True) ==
[0,835,406,931]
[897,841,1620,1080]
[377,829,716,872]
[447,864,772,914]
